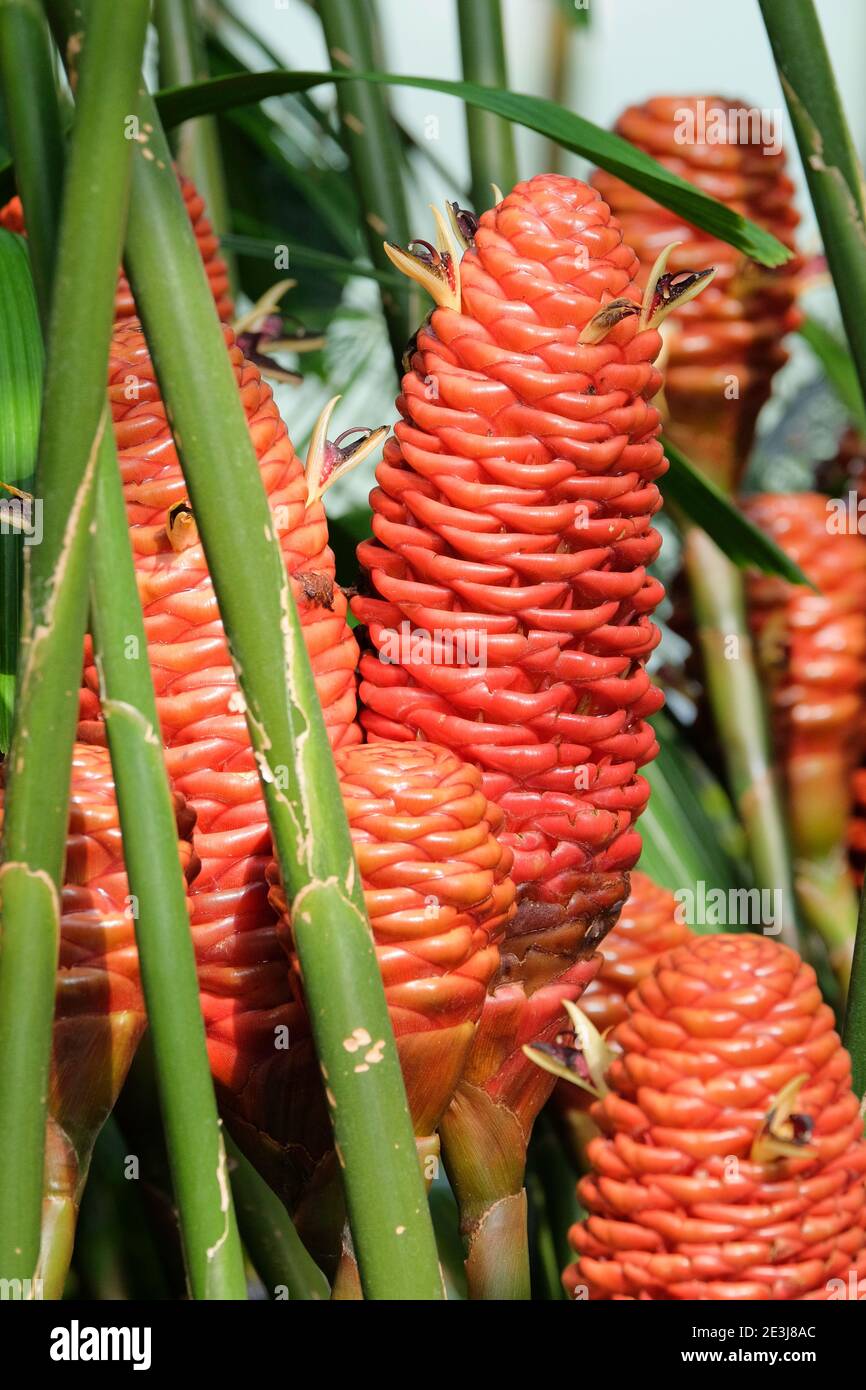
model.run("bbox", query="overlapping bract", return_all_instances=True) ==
[0,171,233,324]
[743,491,866,860]
[268,741,516,1138]
[593,95,800,490]
[565,932,866,1300]
[354,174,667,957]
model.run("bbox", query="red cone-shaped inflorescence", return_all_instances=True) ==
[0,744,199,1290]
[0,172,233,323]
[593,96,801,491]
[742,492,866,863]
[78,319,359,1155]
[266,741,515,1160]
[565,932,866,1300]
[354,174,667,968]
[352,174,682,1293]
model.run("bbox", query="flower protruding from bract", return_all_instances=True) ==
[640,242,716,329]
[384,205,461,310]
[166,499,198,553]
[304,395,389,508]
[524,998,614,1099]
[750,1073,818,1165]
[578,296,639,344]
[446,200,479,251]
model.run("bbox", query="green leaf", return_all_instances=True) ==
[799,316,866,436]
[0,229,41,754]
[661,435,812,585]
[154,71,791,268]
[220,231,402,289]
[554,0,590,26]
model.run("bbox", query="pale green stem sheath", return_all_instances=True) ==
[683,525,801,951]
[0,229,41,752]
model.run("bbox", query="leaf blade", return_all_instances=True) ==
[154,70,791,267]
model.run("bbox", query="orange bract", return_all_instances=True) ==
[593,96,801,490]
[565,932,866,1300]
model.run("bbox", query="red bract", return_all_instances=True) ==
[565,932,866,1300]
[0,172,233,323]
[593,96,801,490]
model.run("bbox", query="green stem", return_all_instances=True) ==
[90,427,248,1300]
[0,0,143,1284]
[225,1134,330,1301]
[795,851,856,990]
[759,0,866,413]
[0,228,41,752]
[682,525,801,950]
[844,885,866,1099]
[0,0,63,315]
[50,0,443,1301]
[314,0,412,368]
[456,0,518,213]
[153,0,237,297]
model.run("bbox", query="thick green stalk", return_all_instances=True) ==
[683,526,800,950]
[456,0,517,213]
[225,1135,330,1301]
[0,1,62,316]
[0,0,142,1285]
[844,887,866,1099]
[89,426,247,1300]
[314,0,412,367]
[759,0,866,413]
[0,229,41,752]
[153,0,237,296]
[50,0,443,1301]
